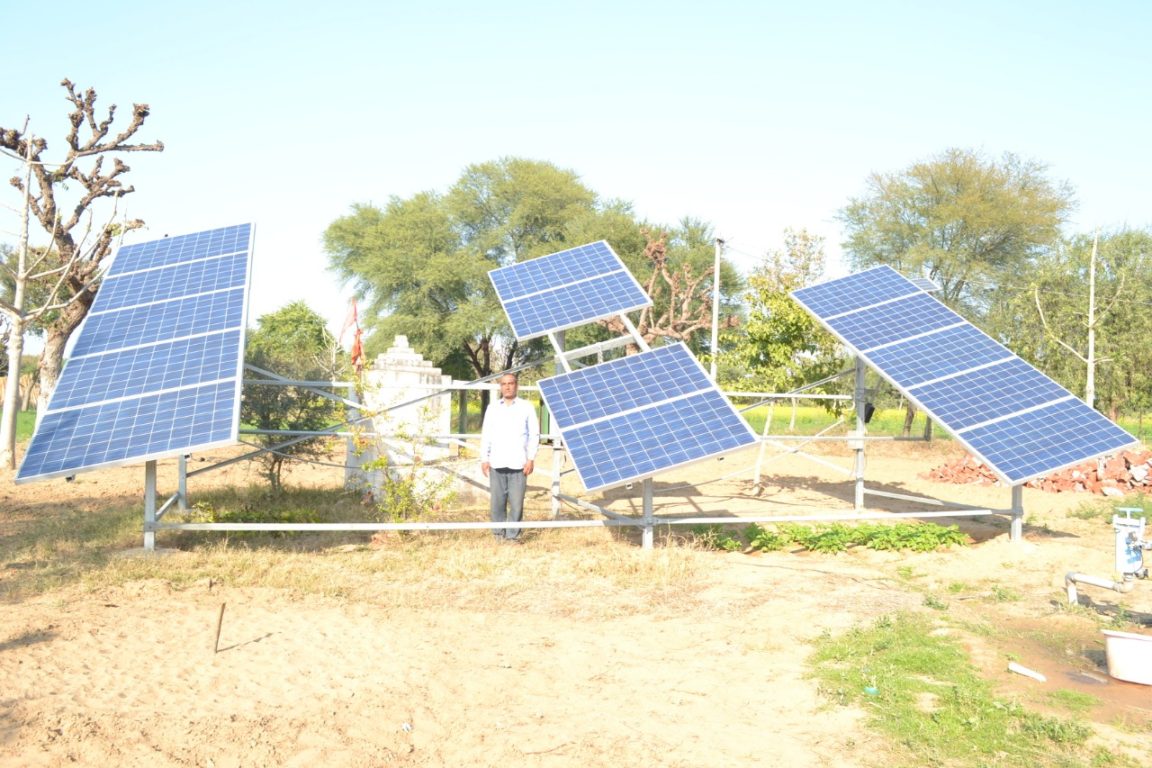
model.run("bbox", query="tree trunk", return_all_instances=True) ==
[0,320,27,468]
[902,403,916,438]
[36,290,94,412]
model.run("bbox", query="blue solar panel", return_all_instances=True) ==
[539,344,758,491]
[865,324,1011,388]
[490,240,651,340]
[792,265,1136,485]
[910,358,1071,432]
[71,290,244,357]
[49,331,241,409]
[911,276,940,293]
[110,224,251,273]
[490,241,623,298]
[826,292,964,352]
[791,265,917,318]
[543,343,714,426]
[17,224,254,482]
[18,382,238,479]
[962,399,1136,485]
[96,252,248,311]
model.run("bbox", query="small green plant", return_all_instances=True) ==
[744,523,788,551]
[922,594,949,610]
[1018,711,1092,743]
[744,522,967,554]
[1047,688,1098,713]
[1069,499,1112,521]
[178,487,351,542]
[690,525,744,551]
[989,585,1022,603]
[1111,605,1135,627]
[353,401,458,526]
[895,565,919,581]
[363,450,456,525]
[1072,495,1150,522]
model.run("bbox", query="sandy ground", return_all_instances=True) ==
[2,438,1151,767]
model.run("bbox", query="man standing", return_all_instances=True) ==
[479,373,540,542]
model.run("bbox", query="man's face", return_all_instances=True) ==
[499,376,518,401]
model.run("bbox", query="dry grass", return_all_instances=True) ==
[1,485,717,623]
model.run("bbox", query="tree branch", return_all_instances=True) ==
[1033,286,1087,363]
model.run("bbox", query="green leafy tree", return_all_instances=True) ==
[838,148,1075,435]
[242,302,344,493]
[325,158,599,391]
[722,229,840,394]
[838,148,1074,320]
[996,228,1152,420]
[325,157,740,404]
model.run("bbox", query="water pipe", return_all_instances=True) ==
[1066,508,1151,604]
[1065,571,1136,605]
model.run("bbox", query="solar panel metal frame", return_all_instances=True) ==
[16,224,255,483]
[791,265,1136,486]
[538,343,759,492]
[489,240,651,341]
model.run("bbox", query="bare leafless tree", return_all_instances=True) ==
[602,230,737,353]
[0,79,163,466]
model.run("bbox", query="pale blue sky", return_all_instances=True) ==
[3,0,1149,337]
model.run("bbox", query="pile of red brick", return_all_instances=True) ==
[923,449,1152,496]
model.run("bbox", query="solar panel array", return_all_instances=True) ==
[489,240,650,340]
[17,224,254,482]
[489,241,755,492]
[792,265,1136,485]
[538,343,758,491]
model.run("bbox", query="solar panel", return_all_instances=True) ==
[911,276,940,293]
[826,291,962,351]
[792,265,1136,485]
[489,240,651,340]
[538,343,758,491]
[17,223,254,482]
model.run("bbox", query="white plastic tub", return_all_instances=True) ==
[1101,629,1152,685]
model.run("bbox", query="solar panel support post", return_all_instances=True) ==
[552,335,636,366]
[177,455,189,513]
[642,477,655,550]
[618,315,650,352]
[853,358,867,511]
[549,330,568,520]
[143,460,157,551]
[751,400,776,488]
[1010,485,1024,542]
[548,331,574,374]
[710,238,723,380]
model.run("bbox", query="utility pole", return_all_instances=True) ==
[1085,232,1098,409]
[710,238,724,380]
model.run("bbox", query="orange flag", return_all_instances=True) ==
[340,298,364,374]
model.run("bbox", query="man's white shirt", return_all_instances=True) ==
[480,398,540,470]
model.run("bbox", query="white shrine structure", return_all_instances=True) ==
[344,336,474,501]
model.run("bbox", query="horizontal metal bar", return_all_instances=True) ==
[648,509,1003,525]
[152,507,1002,534]
[154,518,641,532]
